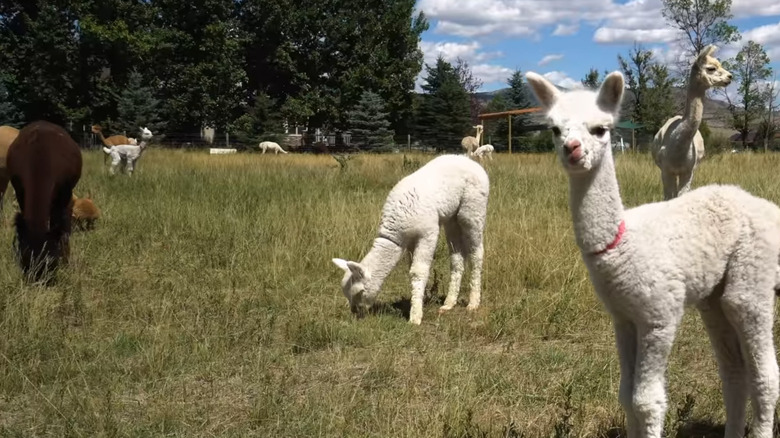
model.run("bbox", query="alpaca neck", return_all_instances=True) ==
[675,74,707,143]
[361,237,404,297]
[95,130,112,147]
[568,148,626,255]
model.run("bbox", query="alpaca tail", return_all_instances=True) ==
[102,147,112,154]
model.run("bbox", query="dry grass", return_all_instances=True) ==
[0,149,779,437]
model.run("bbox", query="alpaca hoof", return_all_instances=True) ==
[438,306,454,314]
[466,304,480,312]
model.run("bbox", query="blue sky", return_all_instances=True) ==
[414,0,780,94]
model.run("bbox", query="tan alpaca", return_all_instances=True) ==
[651,46,732,200]
[461,125,483,154]
[71,193,101,231]
[0,125,19,218]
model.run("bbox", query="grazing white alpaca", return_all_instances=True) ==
[526,70,780,438]
[651,46,732,200]
[461,125,483,154]
[332,155,490,325]
[471,144,494,161]
[259,141,288,154]
[103,127,153,176]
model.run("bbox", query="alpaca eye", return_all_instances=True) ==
[706,67,716,72]
[550,127,561,136]
[590,126,607,137]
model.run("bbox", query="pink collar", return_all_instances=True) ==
[591,220,626,256]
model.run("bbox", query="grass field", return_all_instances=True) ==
[1,149,780,437]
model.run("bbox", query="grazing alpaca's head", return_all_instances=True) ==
[332,258,374,316]
[525,71,624,174]
[691,45,732,89]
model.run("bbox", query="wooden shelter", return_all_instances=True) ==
[477,107,543,153]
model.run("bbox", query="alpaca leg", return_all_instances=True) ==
[613,318,640,438]
[697,300,748,438]
[126,160,135,176]
[721,288,779,438]
[632,319,680,438]
[110,155,120,175]
[458,205,486,311]
[440,221,465,313]
[661,170,677,200]
[677,169,694,197]
[408,234,438,325]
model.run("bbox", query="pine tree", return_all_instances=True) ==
[115,70,165,136]
[416,56,471,151]
[505,70,534,145]
[0,78,22,127]
[231,92,285,145]
[348,91,395,151]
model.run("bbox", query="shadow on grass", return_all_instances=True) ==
[594,419,727,438]
[369,298,411,320]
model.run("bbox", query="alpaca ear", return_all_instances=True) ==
[332,258,350,271]
[697,45,716,63]
[345,261,366,279]
[525,72,560,110]
[597,71,625,115]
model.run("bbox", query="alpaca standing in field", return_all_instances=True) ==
[103,128,152,176]
[259,141,288,154]
[526,70,780,438]
[651,46,732,200]
[8,121,82,282]
[472,144,494,161]
[71,193,101,231]
[461,125,483,154]
[332,155,490,325]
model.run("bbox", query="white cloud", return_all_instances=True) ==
[594,28,677,45]
[552,23,579,36]
[542,71,581,89]
[417,0,780,46]
[538,54,564,66]
[733,21,780,61]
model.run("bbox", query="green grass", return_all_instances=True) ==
[1,149,780,437]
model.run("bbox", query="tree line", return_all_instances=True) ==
[1,0,776,151]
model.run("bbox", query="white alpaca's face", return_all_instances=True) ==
[140,127,153,140]
[526,71,625,175]
[332,258,374,317]
[695,45,732,88]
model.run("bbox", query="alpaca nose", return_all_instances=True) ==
[563,139,581,154]
[727,73,733,80]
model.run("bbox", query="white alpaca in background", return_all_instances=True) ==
[526,70,780,438]
[461,125,483,154]
[259,141,288,154]
[332,155,490,325]
[472,144,494,161]
[651,46,732,200]
[103,127,153,176]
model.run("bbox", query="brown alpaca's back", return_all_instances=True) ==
[8,121,83,282]
[72,194,101,230]
[91,125,131,147]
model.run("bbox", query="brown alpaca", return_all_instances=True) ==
[8,121,82,282]
[71,193,100,231]
[0,125,20,218]
[92,125,135,164]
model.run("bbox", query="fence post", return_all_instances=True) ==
[508,114,512,154]
[407,134,411,152]
[226,131,230,147]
